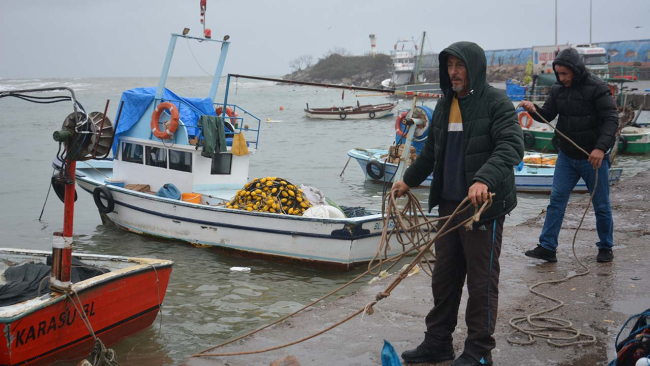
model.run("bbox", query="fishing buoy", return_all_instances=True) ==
[279,106,284,111]
[266,117,271,122]
[636,357,649,366]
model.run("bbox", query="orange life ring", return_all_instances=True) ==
[216,106,237,124]
[151,102,179,140]
[394,111,409,138]
[518,112,533,129]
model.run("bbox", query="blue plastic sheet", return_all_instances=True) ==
[112,87,217,154]
[506,79,526,101]
[381,340,402,366]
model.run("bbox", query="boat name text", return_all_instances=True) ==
[13,301,96,348]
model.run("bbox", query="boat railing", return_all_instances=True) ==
[154,98,260,150]
[214,102,261,150]
[155,97,207,119]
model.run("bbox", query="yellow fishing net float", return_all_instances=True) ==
[226,177,312,216]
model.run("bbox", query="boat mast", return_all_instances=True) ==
[414,31,426,84]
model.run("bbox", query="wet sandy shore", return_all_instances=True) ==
[186,170,650,366]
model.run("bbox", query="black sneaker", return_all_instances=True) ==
[451,353,493,366]
[524,245,557,262]
[401,343,455,364]
[597,249,614,262]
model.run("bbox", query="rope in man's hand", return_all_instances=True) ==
[191,191,494,359]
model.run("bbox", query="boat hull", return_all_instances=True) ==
[304,110,394,120]
[304,108,395,120]
[304,103,397,120]
[347,149,623,194]
[0,249,172,366]
[525,128,650,155]
[75,177,414,271]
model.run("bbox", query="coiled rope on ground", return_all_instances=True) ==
[507,106,611,347]
[191,191,495,359]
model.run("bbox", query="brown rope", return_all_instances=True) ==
[191,192,494,358]
[507,106,599,347]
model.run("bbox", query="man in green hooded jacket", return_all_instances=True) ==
[394,41,524,365]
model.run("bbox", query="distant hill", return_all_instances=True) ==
[283,53,392,88]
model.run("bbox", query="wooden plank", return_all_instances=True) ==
[125,184,151,192]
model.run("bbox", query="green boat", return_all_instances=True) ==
[523,126,650,155]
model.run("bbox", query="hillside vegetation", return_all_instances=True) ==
[283,53,392,88]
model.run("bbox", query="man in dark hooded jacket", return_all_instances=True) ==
[394,42,523,365]
[521,48,618,263]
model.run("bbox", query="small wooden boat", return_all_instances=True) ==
[304,101,397,120]
[0,249,172,366]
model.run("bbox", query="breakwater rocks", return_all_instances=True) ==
[282,54,528,88]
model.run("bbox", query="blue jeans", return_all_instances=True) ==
[539,150,614,251]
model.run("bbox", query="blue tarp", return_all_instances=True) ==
[506,79,526,101]
[112,87,217,154]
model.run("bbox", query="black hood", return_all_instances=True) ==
[552,48,589,86]
[439,41,487,98]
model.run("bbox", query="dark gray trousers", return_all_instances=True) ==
[423,199,504,361]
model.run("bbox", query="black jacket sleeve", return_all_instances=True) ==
[593,83,619,152]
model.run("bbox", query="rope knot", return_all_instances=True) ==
[375,292,389,301]
[364,301,377,315]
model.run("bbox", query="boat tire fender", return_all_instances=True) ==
[369,111,376,119]
[339,111,347,120]
[523,131,536,148]
[366,160,385,180]
[93,186,115,214]
[551,135,560,151]
[518,112,533,128]
[618,135,628,153]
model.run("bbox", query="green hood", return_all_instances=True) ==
[439,41,487,98]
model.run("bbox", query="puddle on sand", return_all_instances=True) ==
[613,298,650,314]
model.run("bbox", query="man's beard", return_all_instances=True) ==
[452,84,465,92]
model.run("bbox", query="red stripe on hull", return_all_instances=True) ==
[0,267,171,365]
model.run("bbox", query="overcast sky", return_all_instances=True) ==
[1,0,649,79]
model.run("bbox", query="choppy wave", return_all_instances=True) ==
[0,80,91,92]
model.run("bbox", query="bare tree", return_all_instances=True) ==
[288,57,303,72]
[288,54,314,72]
[301,54,314,68]
[323,47,351,58]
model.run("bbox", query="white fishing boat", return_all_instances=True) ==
[347,147,623,194]
[53,33,419,271]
